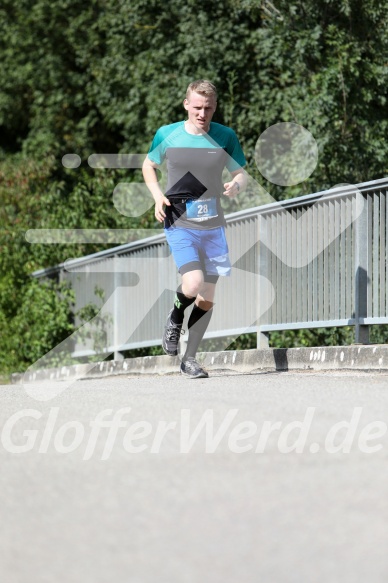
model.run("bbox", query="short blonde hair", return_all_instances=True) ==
[186,79,218,101]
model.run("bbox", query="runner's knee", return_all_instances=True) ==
[181,270,204,298]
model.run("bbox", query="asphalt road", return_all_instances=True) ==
[1,369,388,583]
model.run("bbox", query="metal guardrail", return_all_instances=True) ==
[33,177,388,358]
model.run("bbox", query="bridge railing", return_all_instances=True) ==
[33,177,388,358]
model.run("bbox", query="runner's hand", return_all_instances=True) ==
[223,181,239,198]
[155,195,171,223]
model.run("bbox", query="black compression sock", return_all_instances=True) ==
[183,305,213,360]
[170,286,195,325]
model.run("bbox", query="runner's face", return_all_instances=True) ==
[184,91,217,133]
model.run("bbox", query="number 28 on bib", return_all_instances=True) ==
[186,197,218,222]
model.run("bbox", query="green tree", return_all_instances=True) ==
[0,0,387,376]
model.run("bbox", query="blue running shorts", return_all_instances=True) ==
[165,226,231,277]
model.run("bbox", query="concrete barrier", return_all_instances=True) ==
[10,344,388,385]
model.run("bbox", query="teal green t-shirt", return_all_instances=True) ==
[147,121,246,229]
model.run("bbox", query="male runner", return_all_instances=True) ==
[142,80,246,378]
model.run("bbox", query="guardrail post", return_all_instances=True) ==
[354,192,369,344]
[113,255,125,360]
[257,330,269,349]
[257,214,270,349]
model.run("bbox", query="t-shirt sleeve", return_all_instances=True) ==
[147,128,166,165]
[225,131,246,172]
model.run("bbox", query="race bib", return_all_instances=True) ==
[186,197,218,222]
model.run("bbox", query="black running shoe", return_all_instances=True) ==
[162,309,183,356]
[180,357,209,379]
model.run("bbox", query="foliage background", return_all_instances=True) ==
[0,0,387,376]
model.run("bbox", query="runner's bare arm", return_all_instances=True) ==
[142,156,171,223]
